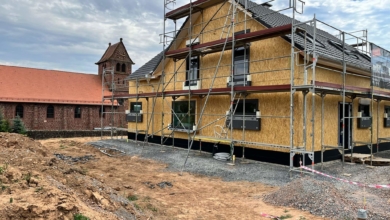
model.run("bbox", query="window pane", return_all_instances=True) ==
[131,102,142,113]
[172,101,195,129]
[186,57,199,85]
[232,100,257,116]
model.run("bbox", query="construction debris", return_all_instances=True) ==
[54,153,94,163]
[345,153,390,166]
[157,181,173,189]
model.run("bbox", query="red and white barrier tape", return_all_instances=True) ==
[300,166,390,189]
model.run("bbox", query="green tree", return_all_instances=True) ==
[11,115,26,134]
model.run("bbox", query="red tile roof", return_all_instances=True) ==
[0,65,115,105]
[96,42,120,64]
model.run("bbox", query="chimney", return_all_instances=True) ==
[120,38,123,42]
[109,42,111,46]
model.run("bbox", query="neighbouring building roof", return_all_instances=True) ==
[96,39,135,65]
[132,0,372,79]
[0,65,113,105]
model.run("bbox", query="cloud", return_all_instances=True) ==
[0,0,389,74]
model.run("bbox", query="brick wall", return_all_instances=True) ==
[0,103,127,131]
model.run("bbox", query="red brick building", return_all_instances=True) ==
[0,39,134,131]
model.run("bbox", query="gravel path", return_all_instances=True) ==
[89,139,390,219]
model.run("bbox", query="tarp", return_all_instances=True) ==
[371,43,390,89]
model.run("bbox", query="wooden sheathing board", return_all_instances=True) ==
[126,1,390,153]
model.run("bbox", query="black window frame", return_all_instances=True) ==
[233,29,251,80]
[185,56,200,86]
[171,100,196,130]
[130,102,142,113]
[385,106,390,115]
[358,104,370,117]
[233,45,250,79]
[74,106,81,118]
[15,104,24,118]
[121,63,126,72]
[47,105,55,118]
[232,99,258,116]
[116,63,121,71]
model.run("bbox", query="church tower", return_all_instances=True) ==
[95,38,135,92]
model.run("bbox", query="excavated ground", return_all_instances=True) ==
[1,133,389,220]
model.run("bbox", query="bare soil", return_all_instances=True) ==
[0,133,325,220]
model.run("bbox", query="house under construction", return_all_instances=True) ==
[104,0,390,173]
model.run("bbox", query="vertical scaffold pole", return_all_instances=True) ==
[341,31,346,168]
[230,0,236,158]
[289,0,297,171]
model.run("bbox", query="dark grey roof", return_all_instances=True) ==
[126,50,164,80]
[237,0,371,70]
[129,0,371,81]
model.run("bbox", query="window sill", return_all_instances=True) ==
[168,127,196,133]
[183,80,201,90]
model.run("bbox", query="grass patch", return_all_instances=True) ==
[0,163,8,175]
[60,144,67,150]
[35,186,44,193]
[146,204,158,212]
[133,203,141,211]
[23,172,32,185]
[73,213,90,220]
[127,195,138,201]
[280,214,293,219]
[9,198,13,203]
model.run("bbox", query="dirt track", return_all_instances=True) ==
[0,133,325,220]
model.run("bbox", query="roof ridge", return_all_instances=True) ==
[0,64,96,75]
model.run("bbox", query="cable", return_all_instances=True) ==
[213,152,231,161]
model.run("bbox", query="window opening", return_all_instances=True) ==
[172,101,195,130]
[185,56,199,86]
[47,105,54,118]
[15,104,24,118]
[130,102,142,113]
[75,106,81,118]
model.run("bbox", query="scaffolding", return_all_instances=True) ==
[100,67,129,140]
[117,0,390,173]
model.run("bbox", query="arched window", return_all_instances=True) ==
[15,104,24,118]
[121,63,126,72]
[116,63,120,71]
[74,106,81,118]
[47,105,54,118]
[99,106,105,118]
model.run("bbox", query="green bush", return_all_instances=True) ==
[0,110,10,132]
[0,119,10,132]
[11,115,26,134]
[73,213,90,220]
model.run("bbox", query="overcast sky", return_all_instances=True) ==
[0,0,389,74]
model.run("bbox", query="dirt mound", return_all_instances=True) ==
[264,177,359,219]
[0,133,141,220]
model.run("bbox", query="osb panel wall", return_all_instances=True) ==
[299,95,390,152]
[127,1,390,153]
